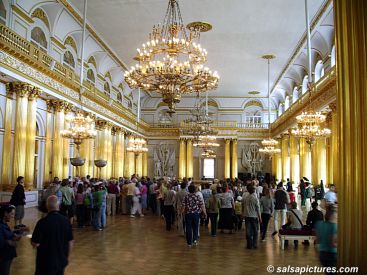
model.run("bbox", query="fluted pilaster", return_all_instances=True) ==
[231,139,238,179]
[12,83,31,185]
[1,86,14,189]
[335,1,367,268]
[186,139,193,178]
[224,139,231,179]
[178,138,186,179]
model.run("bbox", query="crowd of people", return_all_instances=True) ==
[0,174,338,275]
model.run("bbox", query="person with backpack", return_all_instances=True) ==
[283,202,303,247]
[272,182,290,236]
[59,179,75,225]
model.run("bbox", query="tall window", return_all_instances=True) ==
[31,27,48,50]
[203,158,215,179]
[117,92,123,104]
[104,82,110,96]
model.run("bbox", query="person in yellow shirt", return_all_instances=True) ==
[234,196,243,230]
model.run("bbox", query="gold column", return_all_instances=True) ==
[12,83,31,184]
[123,135,129,177]
[178,138,186,179]
[24,87,41,189]
[224,139,231,179]
[113,127,124,178]
[311,140,318,185]
[106,123,113,179]
[289,132,300,183]
[316,137,326,184]
[79,139,89,177]
[335,0,367,269]
[126,135,136,177]
[127,152,135,177]
[51,100,66,179]
[136,153,143,176]
[88,137,95,177]
[281,133,290,181]
[1,86,14,189]
[231,139,238,179]
[274,138,282,181]
[43,101,53,186]
[299,138,311,180]
[62,105,72,179]
[142,151,148,177]
[329,103,338,185]
[186,138,193,178]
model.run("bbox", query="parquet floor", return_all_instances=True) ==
[11,208,320,275]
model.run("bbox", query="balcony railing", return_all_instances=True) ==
[0,23,142,126]
[150,121,268,130]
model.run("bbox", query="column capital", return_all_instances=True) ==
[5,83,14,99]
[281,132,290,139]
[49,100,70,112]
[10,82,33,98]
[96,119,108,130]
[112,126,122,134]
[28,87,42,101]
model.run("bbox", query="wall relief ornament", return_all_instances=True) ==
[153,143,175,178]
[241,142,265,176]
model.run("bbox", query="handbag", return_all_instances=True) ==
[290,209,311,231]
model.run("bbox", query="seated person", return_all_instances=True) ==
[282,202,303,246]
[306,201,324,229]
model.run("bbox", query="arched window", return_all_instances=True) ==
[104,82,110,96]
[292,87,299,103]
[63,50,75,69]
[31,27,48,50]
[284,96,290,111]
[127,99,132,109]
[331,45,336,67]
[278,103,284,117]
[302,75,309,94]
[117,92,123,104]
[86,68,95,84]
[0,1,6,25]
[314,60,324,82]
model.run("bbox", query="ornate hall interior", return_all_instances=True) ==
[0,0,366,274]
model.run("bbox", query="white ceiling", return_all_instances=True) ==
[70,0,325,98]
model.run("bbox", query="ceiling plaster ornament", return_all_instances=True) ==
[124,0,219,114]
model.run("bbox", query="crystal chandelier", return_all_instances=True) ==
[126,136,148,155]
[61,111,97,161]
[291,109,331,145]
[194,135,220,148]
[259,55,281,157]
[291,0,330,146]
[124,0,219,114]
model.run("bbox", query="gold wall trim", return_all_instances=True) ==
[12,5,34,24]
[51,37,66,50]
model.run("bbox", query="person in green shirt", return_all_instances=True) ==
[316,204,337,271]
[59,179,75,225]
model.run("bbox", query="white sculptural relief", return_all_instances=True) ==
[241,142,265,176]
[154,143,176,178]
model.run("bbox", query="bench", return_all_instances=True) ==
[278,229,316,249]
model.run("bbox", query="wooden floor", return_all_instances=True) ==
[11,208,320,275]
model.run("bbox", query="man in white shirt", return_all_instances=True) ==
[324,185,337,205]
